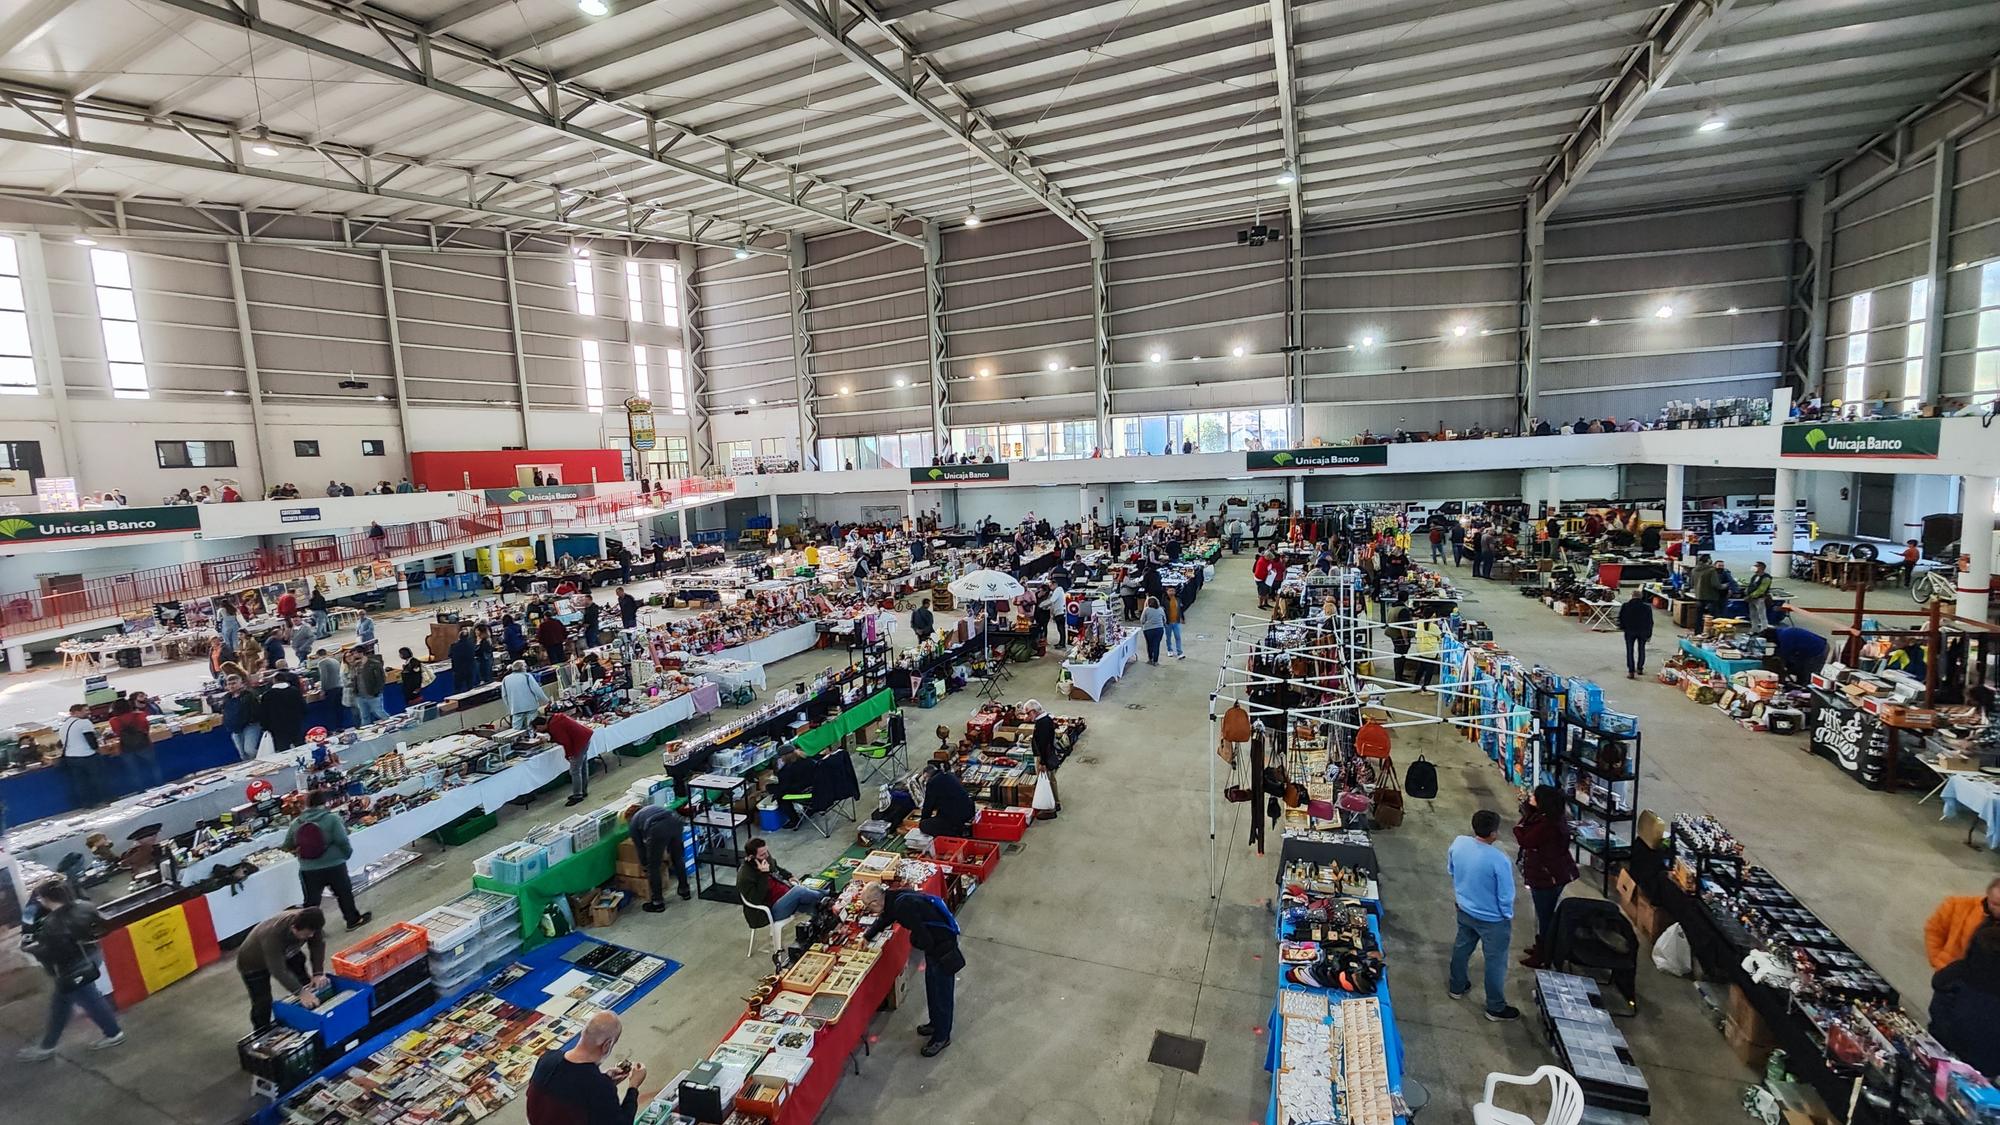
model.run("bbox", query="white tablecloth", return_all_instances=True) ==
[11,763,300,868]
[1943,773,2000,849]
[1062,630,1142,701]
[586,682,720,756]
[716,621,822,666]
[683,658,767,693]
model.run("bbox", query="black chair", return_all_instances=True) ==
[1547,897,1639,1015]
[783,750,862,838]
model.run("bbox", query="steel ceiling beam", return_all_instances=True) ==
[1530,0,1737,221]
[0,82,788,255]
[764,0,1099,239]
[1821,54,2000,209]
[136,0,923,246]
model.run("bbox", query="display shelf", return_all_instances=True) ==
[1558,720,1640,894]
[685,772,752,905]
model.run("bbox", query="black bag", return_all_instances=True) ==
[1404,755,1439,800]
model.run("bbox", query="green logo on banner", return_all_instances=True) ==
[908,464,1010,483]
[508,489,527,501]
[1272,451,1294,465]
[1780,419,1939,459]
[1245,445,1389,471]
[0,517,33,539]
[928,468,944,480]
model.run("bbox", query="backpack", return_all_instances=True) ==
[1404,756,1439,800]
[918,893,960,936]
[293,817,328,861]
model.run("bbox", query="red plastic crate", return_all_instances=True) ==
[931,837,1001,882]
[330,922,429,983]
[970,808,1028,842]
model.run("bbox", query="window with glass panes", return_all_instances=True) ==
[1976,263,2000,405]
[945,421,1095,461]
[814,431,933,471]
[1902,278,1929,411]
[1841,292,1871,407]
[0,235,35,395]
[580,340,605,411]
[1110,409,1288,455]
[90,248,149,399]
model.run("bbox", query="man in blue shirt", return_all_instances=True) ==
[1764,626,1829,684]
[1448,809,1520,1020]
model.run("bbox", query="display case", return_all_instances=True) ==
[1558,719,1640,893]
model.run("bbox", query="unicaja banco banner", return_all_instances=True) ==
[0,506,202,542]
[1780,420,1940,459]
[1245,446,1390,472]
[910,464,1011,483]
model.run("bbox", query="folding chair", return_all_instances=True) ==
[854,711,909,787]
[785,749,861,837]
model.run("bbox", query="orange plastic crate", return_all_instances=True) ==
[970,808,1028,842]
[931,837,1001,882]
[330,922,429,983]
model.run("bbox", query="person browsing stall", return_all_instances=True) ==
[1512,785,1577,970]
[860,880,964,1058]
[1763,625,1829,684]
[526,1010,646,1125]
[502,661,549,730]
[625,803,690,911]
[1447,809,1520,1021]
[1928,926,2000,1080]
[737,838,825,923]
[533,712,595,806]
[1032,711,1063,815]
[537,612,570,664]
[285,789,371,931]
[910,599,935,646]
[1926,878,2000,969]
[236,907,328,1032]
[918,760,975,838]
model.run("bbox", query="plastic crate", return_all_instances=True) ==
[410,905,482,961]
[969,808,1028,842]
[476,843,549,886]
[527,826,574,864]
[930,837,1001,883]
[330,922,429,983]
[274,977,372,1045]
[445,889,518,934]
[435,810,497,847]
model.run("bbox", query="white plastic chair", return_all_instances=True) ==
[1471,1065,1584,1125]
[742,897,789,958]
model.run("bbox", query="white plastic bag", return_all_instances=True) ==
[1031,773,1057,812]
[1652,922,1693,976]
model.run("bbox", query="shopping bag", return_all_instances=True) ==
[1652,922,1692,976]
[1031,773,1057,812]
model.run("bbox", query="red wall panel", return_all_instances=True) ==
[409,449,624,491]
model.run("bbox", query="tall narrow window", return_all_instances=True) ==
[659,264,681,329]
[0,235,36,394]
[580,339,604,412]
[1974,263,2000,403]
[90,248,149,399]
[1902,278,1929,412]
[573,260,596,317]
[1841,291,1871,408]
[624,261,644,323]
[665,347,686,414]
[633,344,650,399]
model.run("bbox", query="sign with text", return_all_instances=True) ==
[1780,419,1940,459]
[279,507,321,524]
[0,505,201,543]
[1245,445,1390,472]
[481,483,598,506]
[911,464,1012,483]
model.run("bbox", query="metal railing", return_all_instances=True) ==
[0,481,733,640]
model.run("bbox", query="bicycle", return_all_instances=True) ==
[1911,568,1957,605]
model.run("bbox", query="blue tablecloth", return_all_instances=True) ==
[1265,898,1407,1125]
[1943,773,2000,850]
[1678,636,1764,678]
[0,671,462,830]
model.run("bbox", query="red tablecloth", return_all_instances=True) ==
[720,871,941,1123]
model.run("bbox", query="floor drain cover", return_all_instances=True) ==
[1148,1030,1206,1074]
[1002,842,1024,855]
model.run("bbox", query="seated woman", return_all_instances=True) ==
[737,838,825,924]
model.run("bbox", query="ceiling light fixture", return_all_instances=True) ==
[895,376,907,387]
[577,0,608,15]
[1046,361,1060,371]
[732,244,751,260]
[1231,345,1245,358]
[838,386,850,395]
[1654,305,1674,318]
[1697,114,1727,133]
[1452,325,1469,337]
[1276,159,1297,186]
[375,394,387,401]
[251,140,279,157]
[1359,335,1375,347]
[964,205,981,228]
[748,397,758,405]
[73,236,96,246]
[1480,328,1493,336]
[1726,306,1740,315]
[1148,352,1163,363]
[1587,316,1601,325]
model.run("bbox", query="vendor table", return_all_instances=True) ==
[716,621,822,667]
[1579,599,1618,632]
[683,657,767,693]
[794,689,894,756]
[587,682,721,757]
[1941,773,2000,849]
[1677,636,1764,678]
[1061,629,1142,701]
[10,761,301,868]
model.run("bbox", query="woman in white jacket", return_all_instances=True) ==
[500,661,549,729]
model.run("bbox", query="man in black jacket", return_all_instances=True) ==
[1031,712,1062,816]
[918,762,974,838]
[910,599,935,646]
[616,587,640,630]
[626,803,690,911]
[1618,587,1655,679]
[860,881,963,1057]
[258,672,308,756]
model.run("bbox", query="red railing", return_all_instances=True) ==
[0,482,733,640]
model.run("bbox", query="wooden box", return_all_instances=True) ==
[779,951,834,994]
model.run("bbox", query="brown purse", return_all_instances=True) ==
[1221,703,1252,743]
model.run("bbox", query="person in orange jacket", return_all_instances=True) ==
[1925,878,2000,969]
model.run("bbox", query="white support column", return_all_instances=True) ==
[1959,474,1994,624]
[1919,144,1954,408]
[676,507,689,548]
[1665,465,1686,531]
[1803,178,1833,398]
[223,242,277,493]
[1772,467,1798,575]
[1290,476,1305,515]
[678,242,714,474]
[1545,469,1562,516]
[1090,234,1112,443]
[1519,207,1545,431]
[377,250,417,478]
[17,233,81,482]
[502,240,534,448]
[922,220,949,450]
[1078,485,1090,526]
[906,491,919,522]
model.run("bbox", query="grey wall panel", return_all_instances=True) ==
[695,247,796,414]
[1830,161,1934,300]
[1107,224,1287,408]
[1304,469,1524,503]
[802,227,927,430]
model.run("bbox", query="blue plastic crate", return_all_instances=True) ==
[274,977,372,1048]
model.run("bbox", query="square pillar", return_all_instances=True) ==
[1959,475,1995,624]
[1665,465,1686,531]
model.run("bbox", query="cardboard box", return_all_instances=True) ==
[1725,1015,1775,1070]
[611,875,652,896]
[1726,984,1769,1037]
[1769,1079,1836,1125]
[1672,599,1700,628]
[879,964,909,1012]
[1612,868,1666,941]
[616,838,640,865]
[614,861,649,879]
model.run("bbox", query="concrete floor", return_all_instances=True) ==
[1,551,1989,1125]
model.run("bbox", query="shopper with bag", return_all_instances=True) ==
[1512,785,1578,969]
[861,880,964,1058]
[286,789,371,932]
[16,879,124,1060]
[502,660,549,730]
[1031,711,1063,817]
[58,704,105,808]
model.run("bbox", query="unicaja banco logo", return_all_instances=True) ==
[1804,428,1827,450]
[0,517,32,538]
[1272,452,1294,465]
[507,489,527,502]
[928,468,944,480]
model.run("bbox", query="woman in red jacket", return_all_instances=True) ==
[1251,550,1274,610]
[1513,784,1579,969]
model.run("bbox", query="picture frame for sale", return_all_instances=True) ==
[1136,499,1158,514]
[1173,500,1195,514]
